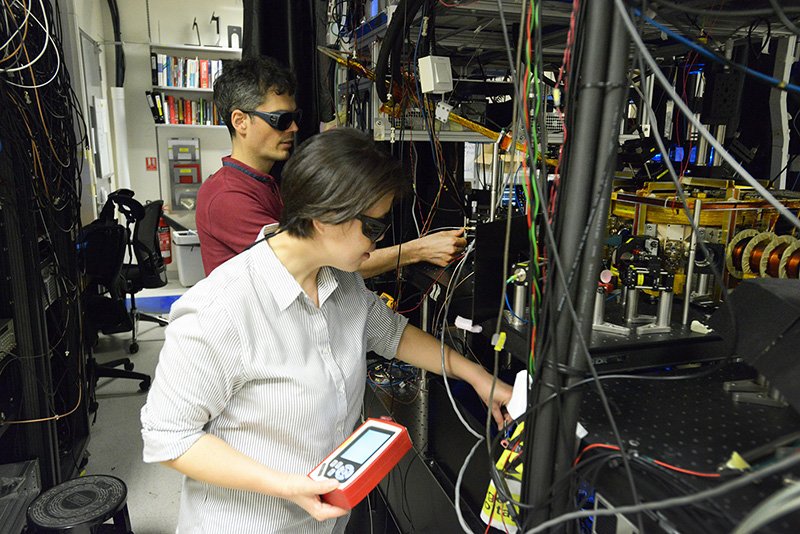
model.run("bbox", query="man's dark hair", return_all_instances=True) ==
[280,128,409,239]
[213,56,297,137]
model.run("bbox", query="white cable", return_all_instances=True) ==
[4,44,59,88]
[433,238,491,532]
[439,239,483,440]
[0,0,32,54]
[455,437,484,533]
[0,0,50,74]
[614,0,800,232]
[731,482,800,534]
[2,0,61,89]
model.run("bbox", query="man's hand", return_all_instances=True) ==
[410,229,467,267]
[359,228,468,278]
[282,473,350,521]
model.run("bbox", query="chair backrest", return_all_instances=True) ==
[102,188,144,226]
[80,203,134,337]
[80,217,129,297]
[132,200,168,289]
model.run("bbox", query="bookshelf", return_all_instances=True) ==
[153,86,213,94]
[149,43,243,57]
[147,43,241,127]
[147,44,240,210]
[156,124,227,129]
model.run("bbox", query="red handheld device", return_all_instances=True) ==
[308,418,412,509]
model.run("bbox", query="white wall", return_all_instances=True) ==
[61,0,113,223]
[148,1,242,48]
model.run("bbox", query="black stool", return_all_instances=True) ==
[27,475,132,534]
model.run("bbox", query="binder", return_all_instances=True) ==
[153,93,165,123]
[150,52,158,85]
[144,91,160,123]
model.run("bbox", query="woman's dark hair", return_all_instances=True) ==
[213,56,297,137]
[280,128,409,238]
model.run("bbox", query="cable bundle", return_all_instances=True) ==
[0,0,88,477]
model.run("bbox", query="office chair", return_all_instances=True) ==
[81,192,151,392]
[113,191,169,354]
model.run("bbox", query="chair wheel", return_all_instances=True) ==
[139,378,151,391]
[124,361,134,371]
[129,342,139,354]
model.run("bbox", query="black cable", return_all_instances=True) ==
[767,153,800,189]
[747,17,772,60]
[505,2,647,530]
[486,362,731,515]
[374,0,425,103]
[105,0,125,87]
[0,0,85,473]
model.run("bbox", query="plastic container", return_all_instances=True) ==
[172,230,204,287]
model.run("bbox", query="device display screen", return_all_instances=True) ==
[340,429,392,464]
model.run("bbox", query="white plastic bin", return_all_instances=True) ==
[172,230,205,287]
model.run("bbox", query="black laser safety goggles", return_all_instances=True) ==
[356,213,392,242]
[240,109,302,131]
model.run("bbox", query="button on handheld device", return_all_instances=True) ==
[308,418,412,509]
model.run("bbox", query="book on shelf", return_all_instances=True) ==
[152,53,224,89]
[146,91,223,126]
[199,59,209,89]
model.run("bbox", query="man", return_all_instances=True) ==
[196,56,466,277]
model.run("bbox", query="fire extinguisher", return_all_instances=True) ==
[158,217,172,264]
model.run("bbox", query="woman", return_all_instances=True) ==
[141,128,513,533]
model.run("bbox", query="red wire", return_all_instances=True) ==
[549,0,579,221]
[484,489,497,534]
[574,443,620,466]
[652,459,721,478]
[395,263,451,314]
[574,443,722,478]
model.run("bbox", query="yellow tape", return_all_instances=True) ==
[725,451,751,471]
[480,423,524,533]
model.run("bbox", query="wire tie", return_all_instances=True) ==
[492,332,507,351]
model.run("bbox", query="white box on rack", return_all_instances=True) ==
[172,230,205,287]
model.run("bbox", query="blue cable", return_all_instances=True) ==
[512,164,524,214]
[636,9,800,95]
[504,293,530,323]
